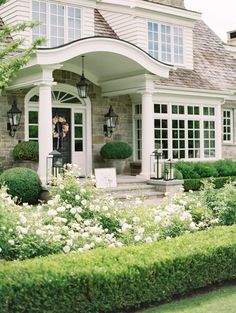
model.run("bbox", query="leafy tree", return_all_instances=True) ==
[0,0,44,89]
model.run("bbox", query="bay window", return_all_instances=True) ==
[134,102,218,161]
[32,0,81,47]
[148,21,184,65]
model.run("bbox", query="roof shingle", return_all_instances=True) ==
[157,20,236,91]
[94,9,119,39]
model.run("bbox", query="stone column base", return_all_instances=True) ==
[147,179,184,197]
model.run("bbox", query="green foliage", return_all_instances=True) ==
[200,180,236,225]
[214,159,236,177]
[100,141,132,159]
[175,162,200,179]
[13,141,39,162]
[184,178,202,191]
[0,167,41,204]
[0,0,44,89]
[176,160,236,180]
[1,225,236,313]
[184,176,236,191]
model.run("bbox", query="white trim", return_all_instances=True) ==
[33,37,171,78]
[24,83,92,176]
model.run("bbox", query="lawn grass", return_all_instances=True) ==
[138,284,236,313]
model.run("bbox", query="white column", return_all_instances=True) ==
[140,91,154,178]
[38,83,53,185]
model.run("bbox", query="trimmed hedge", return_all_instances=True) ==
[184,176,236,191]
[0,167,41,204]
[1,225,236,312]
[175,160,236,179]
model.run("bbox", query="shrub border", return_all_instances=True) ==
[184,176,236,191]
[1,225,236,313]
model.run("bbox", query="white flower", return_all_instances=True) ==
[137,227,145,235]
[81,232,89,238]
[133,216,140,224]
[84,220,91,226]
[75,195,81,201]
[145,237,153,243]
[8,239,15,245]
[20,215,27,224]
[83,243,91,250]
[121,223,132,232]
[70,207,77,215]
[134,235,142,241]
[0,247,2,252]
[154,216,162,222]
[63,245,71,253]
[81,199,87,206]
[57,206,66,213]
[66,239,73,246]
[48,209,57,216]
[75,206,82,213]
[78,248,83,253]
[59,184,64,190]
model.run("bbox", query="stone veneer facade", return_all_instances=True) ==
[0,70,133,172]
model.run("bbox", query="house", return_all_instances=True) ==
[1,0,236,184]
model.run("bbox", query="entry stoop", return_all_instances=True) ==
[103,175,165,205]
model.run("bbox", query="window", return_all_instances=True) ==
[148,21,184,65]
[153,104,217,160]
[74,113,83,152]
[28,110,38,141]
[32,0,81,47]
[223,109,233,142]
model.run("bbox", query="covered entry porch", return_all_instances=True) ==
[7,37,171,184]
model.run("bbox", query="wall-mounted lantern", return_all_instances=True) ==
[7,100,22,137]
[76,55,89,98]
[103,105,118,137]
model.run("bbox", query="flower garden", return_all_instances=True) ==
[1,164,236,312]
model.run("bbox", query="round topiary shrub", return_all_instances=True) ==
[13,141,39,162]
[100,141,132,159]
[0,167,41,204]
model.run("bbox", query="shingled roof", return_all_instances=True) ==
[156,20,236,92]
[94,9,119,39]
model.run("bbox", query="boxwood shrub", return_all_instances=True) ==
[175,160,236,179]
[184,176,236,191]
[100,141,132,159]
[0,167,41,204]
[1,225,236,313]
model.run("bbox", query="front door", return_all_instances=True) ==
[52,108,71,165]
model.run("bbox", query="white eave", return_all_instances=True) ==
[96,0,202,21]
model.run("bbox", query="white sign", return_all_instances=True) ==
[94,168,117,188]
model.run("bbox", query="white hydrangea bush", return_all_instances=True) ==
[0,166,221,261]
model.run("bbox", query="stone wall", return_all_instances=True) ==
[148,0,185,9]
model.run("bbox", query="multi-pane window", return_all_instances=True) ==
[50,3,64,47]
[188,120,200,158]
[173,27,184,64]
[172,120,185,159]
[68,7,81,42]
[32,0,81,47]
[204,121,215,158]
[161,24,171,63]
[28,111,38,141]
[223,110,233,142]
[148,21,184,65]
[32,0,47,40]
[74,113,83,152]
[154,119,168,159]
[153,104,216,160]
